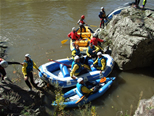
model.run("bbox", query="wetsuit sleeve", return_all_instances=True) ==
[94,46,99,52]
[77,20,80,24]
[97,38,104,42]
[86,47,91,57]
[101,58,106,71]
[70,64,79,77]
[68,32,71,38]
[7,62,20,65]
[33,61,39,70]
[72,50,76,58]
[93,59,98,65]
[22,62,28,76]
[81,86,93,94]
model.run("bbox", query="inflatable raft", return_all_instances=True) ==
[38,54,114,88]
[52,77,116,107]
[70,26,94,54]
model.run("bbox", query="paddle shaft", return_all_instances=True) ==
[75,77,106,104]
[48,59,71,68]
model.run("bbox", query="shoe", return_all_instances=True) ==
[28,88,32,91]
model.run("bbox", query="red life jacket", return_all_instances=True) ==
[80,20,85,24]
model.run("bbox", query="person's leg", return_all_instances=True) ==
[29,72,37,87]
[83,25,86,32]
[24,76,32,90]
[100,19,103,28]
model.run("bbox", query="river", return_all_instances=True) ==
[1,0,154,115]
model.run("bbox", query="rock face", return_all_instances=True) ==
[134,96,154,116]
[99,7,154,70]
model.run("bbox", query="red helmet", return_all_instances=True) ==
[81,15,85,19]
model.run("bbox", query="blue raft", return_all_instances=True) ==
[52,77,116,107]
[38,54,114,88]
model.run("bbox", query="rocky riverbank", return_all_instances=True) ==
[0,78,51,116]
[98,7,154,70]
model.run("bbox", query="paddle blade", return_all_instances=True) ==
[100,77,106,83]
[75,95,85,104]
[61,39,68,44]
[90,25,97,27]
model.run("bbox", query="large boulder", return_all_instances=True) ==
[99,7,154,70]
[134,95,154,116]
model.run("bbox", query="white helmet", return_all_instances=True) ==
[72,27,75,31]
[0,60,8,68]
[101,7,104,10]
[93,33,98,37]
[74,55,80,61]
[77,78,83,83]
[97,52,102,56]
[25,54,31,59]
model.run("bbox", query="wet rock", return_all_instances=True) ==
[99,7,154,70]
[134,96,154,116]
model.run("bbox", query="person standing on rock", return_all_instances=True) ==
[0,58,22,82]
[134,0,140,8]
[141,0,147,8]
[98,7,107,28]
[22,54,40,91]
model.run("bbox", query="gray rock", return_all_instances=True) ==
[134,96,154,116]
[100,7,154,70]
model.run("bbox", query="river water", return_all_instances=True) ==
[1,0,154,115]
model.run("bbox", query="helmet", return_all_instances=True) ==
[74,55,80,61]
[0,60,8,68]
[97,52,102,56]
[77,78,83,83]
[81,15,85,19]
[101,7,104,10]
[72,27,75,31]
[25,54,31,59]
[93,33,98,37]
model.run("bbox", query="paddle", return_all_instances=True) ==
[61,39,69,44]
[37,69,47,79]
[48,59,71,68]
[90,25,97,27]
[75,77,106,104]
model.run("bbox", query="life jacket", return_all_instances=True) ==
[76,83,85,95]
[71,61,82,74]
[72,48,80,56]
[88,45,96,56]
[24,59,33,72]
[80,19,85,24]
[99,11,106,18]
[98,56,104,67]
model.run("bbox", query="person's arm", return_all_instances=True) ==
[68,32,71,38]
[98,12,102,18]
[77,20,80,25]
[22,62,28,76]
[33,61,39,71]
[94,46,100,52]
[72,50,76,58]
[97,38,104,42]
[86,47,91,57]
[101,58,106,71]
[93,59,98,65]
[81,86,93,94]
[70,64,79,79]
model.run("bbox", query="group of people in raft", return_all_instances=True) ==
[0,7,107,95]
[67,7,108,95]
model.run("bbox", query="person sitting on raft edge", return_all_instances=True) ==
[68,27,81,42]
[70,55,90,80]
[91,52,106,74]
